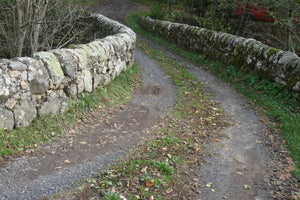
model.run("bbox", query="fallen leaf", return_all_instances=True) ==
[287,166,294,171]
[167,154,172,159]
[111,187,116,193]
[206,182,213,188]
[69,129,77,134]
[141,166,148,173]
[64,159,71,164]
[119,195,127,200]
[243,184,250,190]
[166,188,173,193]
[79,141,87,145]
[195,110,200,114]
[146,179,155,187]
[149,196,154,200]
[274,191,282,196]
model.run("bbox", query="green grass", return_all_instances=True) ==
[127,12,300,179]
[76,0,98,5]
[0,63,140,159]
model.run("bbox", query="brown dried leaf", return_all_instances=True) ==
[141,166,148,173]
[146,179,155,187]
[64,159,71,164]
[69,129,77,134]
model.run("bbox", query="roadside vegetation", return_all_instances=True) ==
[53,39,227,200]
[0,63,140,160]
[127,11,300,180]
[130,0,300,55]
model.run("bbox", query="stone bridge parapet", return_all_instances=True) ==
[139,16,300,98]
[0,14,136,130]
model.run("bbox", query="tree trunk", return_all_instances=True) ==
[16,0,25,57]
[285,8,294,52]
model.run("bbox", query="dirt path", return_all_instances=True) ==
[139,36,297,199]
[0,47,176,199]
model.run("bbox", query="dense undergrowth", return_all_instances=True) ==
[127,12,300,179]
[0,63,140,160]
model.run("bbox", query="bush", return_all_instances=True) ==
[149,5,166,20]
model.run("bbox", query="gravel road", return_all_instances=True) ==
[0,0,297,199]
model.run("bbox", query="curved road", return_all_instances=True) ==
[0,0,296,199]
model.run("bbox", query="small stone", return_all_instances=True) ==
[20,80,29,90]
[82,70,93,92]
[8,60,27,71]
[292,81,300,92]
[5,98,17,110]
[0,108,15,130]
[65,84,77,97]
[77,76,85,94]
[9,71,21,78]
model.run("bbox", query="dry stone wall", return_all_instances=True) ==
[139,16,300,97]
[0,14,136,130]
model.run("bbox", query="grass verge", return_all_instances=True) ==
[127,12,300,179]
[53,40,226,199]
[0,63,140,160]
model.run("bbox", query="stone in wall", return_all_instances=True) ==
[82,70,93,92]
[76,75,85,94]
[17,57,50,94]
[0,61,20,98]
[139,16,300,97]
[65,49,89,71]
[0,13,136,130]
[13,99,37,127]
[34,52,64,88]
[0,108,15,130]
[38,92,61,116]
[59,90,69,114]
[51,49,78,79]
[64,83,78,98]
